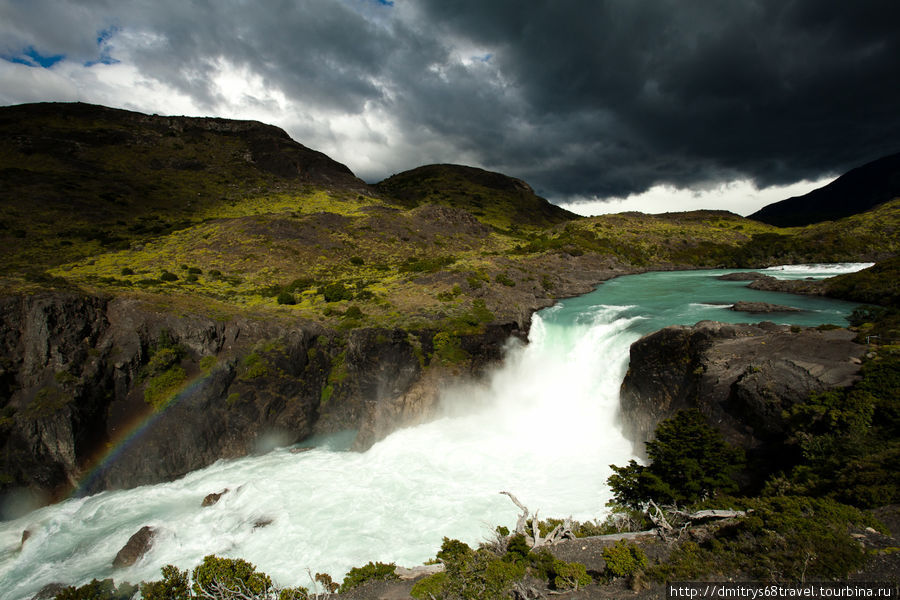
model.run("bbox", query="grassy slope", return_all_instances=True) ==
[375,163,578,229]
[2,102,898,332]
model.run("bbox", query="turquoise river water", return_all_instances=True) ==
[0,264,871,598]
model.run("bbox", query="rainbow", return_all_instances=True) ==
[71,374,213,498]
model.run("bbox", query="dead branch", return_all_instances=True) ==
[499,491,575,548]
[647,500,673,532]
[674,509,747,521]
[500,490,530,536]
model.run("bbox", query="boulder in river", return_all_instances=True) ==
[112,525,155,568]
[729,301,801,313]
[716,272,776,282]
[201,488,229,507]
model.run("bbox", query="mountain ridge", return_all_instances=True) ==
[749,151,900,227]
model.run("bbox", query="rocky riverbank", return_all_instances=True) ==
[618,320,865,452]
[0,291,535,508]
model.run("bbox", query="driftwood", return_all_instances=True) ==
[500,491,576,548]
[500,491,747,547]
[673,508,746,520]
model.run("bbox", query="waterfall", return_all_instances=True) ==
[0,264,870,597]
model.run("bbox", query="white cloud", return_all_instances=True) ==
[556,176,838,217]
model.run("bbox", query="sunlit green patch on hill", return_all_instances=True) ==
[3,103,898,331]
[43,197,541,328]
[508,210,783,266]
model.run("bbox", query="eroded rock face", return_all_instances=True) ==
[0,292,530,506]
[351,321,526,451]
[112,525,155,568]
[619,321,865,452]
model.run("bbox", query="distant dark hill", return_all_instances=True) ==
[749,152,900,227]
[375,163,577,229]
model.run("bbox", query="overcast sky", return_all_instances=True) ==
[2,0,899,215]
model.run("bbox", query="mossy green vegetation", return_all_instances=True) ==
[608,409,744,509]
[601,345,899,583]
[410,536,592,599]
[141,333,189,410]
[770,345,900,507]
[601,540,648,580]
[338,561,399,593]
[6,105,896,336]
[23,386,72,419]
[650,496,878,582]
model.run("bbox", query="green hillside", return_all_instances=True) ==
[1,102,897,331]
[375,163,577,229]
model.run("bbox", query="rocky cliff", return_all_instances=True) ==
[0,291,524,511]
[618,321,866,454]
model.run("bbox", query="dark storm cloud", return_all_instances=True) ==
[405,0,900,197]
[2,0,899,201]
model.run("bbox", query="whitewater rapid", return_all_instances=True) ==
[0,263,872,598]
[0,305,640,598]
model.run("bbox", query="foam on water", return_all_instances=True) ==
[763,262,875,279]
[0,305,640,599]
[0,265,868,598]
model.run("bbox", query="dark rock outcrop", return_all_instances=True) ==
[352,321,526,451]
[747,277,827,296]
[619,321,865,452]
[729,301,800,314]
[31,583,66,600]
[0,291,524,507]
[716,272,775,282]
[112,525,155,568]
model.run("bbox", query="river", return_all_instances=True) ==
[0,264,871,598]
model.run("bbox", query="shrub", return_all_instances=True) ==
[314,572,339,594]
[23,386,71,419]
[495,272,516,287]
[339,561,398,593]
[651,495,881,582]
[349,256,365,266]
[144,366,186,409]
[602,540,648,580]
[241,353,270,380]
[549,559,591,590]
[160,270,179,282]
[318,282,353,302]
[146,346,185,376]
[276,291,296,305]
[436,537,473,563]
[279,588,310,600]
[503,534,530,562]
[608,409,744,508]
[192,555,273,597]
[139,565,189,600]
[343,305,364,320]
[399,255,457,273]
[410,572,449,599]
[432,332,470,365]
[55,579,137,600]
[120,267,134,276]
